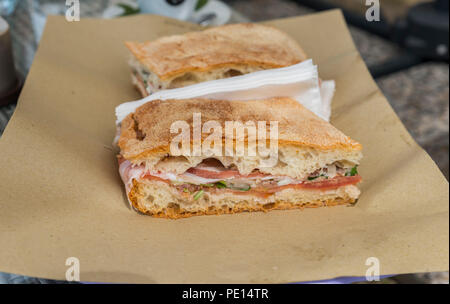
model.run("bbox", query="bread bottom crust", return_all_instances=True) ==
[128,179,359,219]
[134,198,355,219]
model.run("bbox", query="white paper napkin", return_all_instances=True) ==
[115,59,335,124]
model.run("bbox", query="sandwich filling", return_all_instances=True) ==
[119,157,361,202]
[129,57,267,96]
[130,58,160,96]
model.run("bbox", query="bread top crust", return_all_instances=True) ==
[125,23,307,81]
[118,97,362,161]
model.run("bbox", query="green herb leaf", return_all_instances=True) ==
[346,166,358,176]
[195,0,209,11]
[215,181,228,189]
[308,174,326,181]
[183,188,189,193]
[117,4,140,16]
[200,183,214,188]
[193,190,204,200]
[236,185,251,191]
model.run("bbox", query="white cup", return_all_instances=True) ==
[138,0,198,21]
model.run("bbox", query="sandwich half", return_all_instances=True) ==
[125,23,307,97]
[117,97,363,219]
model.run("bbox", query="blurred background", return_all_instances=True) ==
[0,0,448,284]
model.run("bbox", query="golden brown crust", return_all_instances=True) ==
[118,97,362,161]
[129,190,356,219]
[125,23,307,81]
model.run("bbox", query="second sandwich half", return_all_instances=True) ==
[117,97,362,219]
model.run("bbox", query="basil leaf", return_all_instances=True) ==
[200,183,214,188]
[193,190,204,200]
[215,181,228,189]
[345,166,358,176]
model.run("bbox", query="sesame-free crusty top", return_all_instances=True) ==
[118,97,362,161]
[125,23,307,81]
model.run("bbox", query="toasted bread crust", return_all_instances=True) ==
[125,23,307,81]
[128,181,357,219]
[118,97,362,161]
[132,199,355,219]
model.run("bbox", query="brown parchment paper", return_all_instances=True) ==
[0,10,448,283]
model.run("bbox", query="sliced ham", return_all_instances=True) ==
[118,158,145,191]
[118,158,361,198]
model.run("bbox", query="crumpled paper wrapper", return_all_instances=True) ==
[0,10,448,283]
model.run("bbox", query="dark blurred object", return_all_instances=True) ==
[0,77,22,106]
[0,16,21,106]
[292,0,449,78]
[292,0,391,38]
[394,0,449,61]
